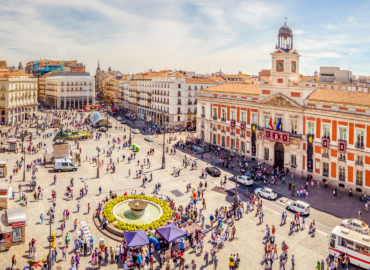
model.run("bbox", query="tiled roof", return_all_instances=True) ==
[158,71,187,78]
[0,72,32,77]
[208,77,226,82]
[185,78,217,84]
[222,75,243,79]
[199,83,260,95]
[307,88,370,107]
[49,71,90,77]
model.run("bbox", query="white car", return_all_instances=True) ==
[235,175,253,186]
[254,187,277,200]
[145,136,155,142]
[132,129,140,134]
[286,200,311,215]
[340,218,369,234]
[117,116,123,121]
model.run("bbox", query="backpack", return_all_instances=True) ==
[262,212,265,217]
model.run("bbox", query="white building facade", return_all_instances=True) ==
[45,71,95,109]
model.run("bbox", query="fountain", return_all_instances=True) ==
[128,200,148,217]
[113,199,163,225]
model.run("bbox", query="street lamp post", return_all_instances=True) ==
[21,136,26,181]
[97,147,100,178]
[162,123,166,167]
[201,132,205,159]
[47,218,54,270]
[233,137,239,209]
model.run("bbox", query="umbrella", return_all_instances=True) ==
[156,223,186,243]
[124,230,149,248]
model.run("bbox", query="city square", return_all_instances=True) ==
[0,109,363,269]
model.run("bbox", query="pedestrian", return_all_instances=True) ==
[213,255,218,270]
[365,202,368,212]
[291,254,295,270]
[11,255,16,269]
[40,213,44,225]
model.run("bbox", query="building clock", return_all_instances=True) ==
[292,62,296,72]
[276,61,284,71]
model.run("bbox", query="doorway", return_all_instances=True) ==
[274,142,284,169]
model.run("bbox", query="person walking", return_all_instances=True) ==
[11,255,16,269]
[40,213,44,225]
[213,255,218,270]
[291,254,295,270]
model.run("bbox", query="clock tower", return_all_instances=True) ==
[271,23,300,87]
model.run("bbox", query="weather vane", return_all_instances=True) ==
[285,17,287,26]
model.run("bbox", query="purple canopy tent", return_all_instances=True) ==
[124,230,150,247]
[156,223,186,243]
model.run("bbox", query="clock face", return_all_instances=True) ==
[292,62,296,72]
[277,61,284,71]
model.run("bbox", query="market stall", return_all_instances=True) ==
[0,183,12,208]
[7,139,17,152]
[5,208,26,245]
[0,210,12,252]
[156,223,187,261]
[123,230,150,268]
[0,159,7,178]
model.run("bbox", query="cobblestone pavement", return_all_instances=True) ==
[0,111,355,269]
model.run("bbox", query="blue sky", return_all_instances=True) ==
[1,0,370,76]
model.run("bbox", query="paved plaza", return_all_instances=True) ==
[0,110,356,269]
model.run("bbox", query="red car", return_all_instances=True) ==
[77,109,83,112]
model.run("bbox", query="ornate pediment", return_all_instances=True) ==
[259,93,302,109]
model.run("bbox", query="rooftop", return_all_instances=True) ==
[185,78,217,84]
[199,83,260,96]
[49,71,90,77]
[307,88,370,108]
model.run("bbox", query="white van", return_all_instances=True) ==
[54,159,78,172]
[286,200,311,215]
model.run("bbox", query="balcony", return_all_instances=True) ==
[291,164,297,168]
[338,156,346,162]
[256,126,265,131]
[221,129,226,134]
[322,153,329,158]
[0,97,5,100]
[177,102,182,105]
[201,124,205,129]
[221,143,225,147]
[290,133,302,139]
[230,130,235,136]
[355,160,364,166]
[201,114,205,118]
[188,102,193,105]
[221,118,226,122]
[240,134,245,138]
[323,172,329,177]
[194,101,197,105]
[213,115,217,120]
[356,142,364,149]
[212,127,217,132]
[339,176,345,181]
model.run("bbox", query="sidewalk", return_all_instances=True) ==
[197,151,369,224]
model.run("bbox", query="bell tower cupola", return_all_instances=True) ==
[278,20,293,51]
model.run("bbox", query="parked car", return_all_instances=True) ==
[206,167,221,177]
[117,116,123,121]
[99,127,107,132]
[254,187,278,200]
[132,129,140,134]
[234,175,253,186]
[144,136,155,142]
[120,120,127,124]
[286,200,311,215]
[340,218,369,234]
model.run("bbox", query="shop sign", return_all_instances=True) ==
[0,190,6,195]
[264,128,290,145]
[11,222,25,227]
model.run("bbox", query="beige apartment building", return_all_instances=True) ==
[0,72,37,124]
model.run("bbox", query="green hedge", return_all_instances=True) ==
[103,195,173,232]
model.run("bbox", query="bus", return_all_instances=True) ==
[110,106,118,115]
[329,226,370,268]
[83,105,101,112]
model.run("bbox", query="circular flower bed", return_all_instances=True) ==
[103,195,173,232]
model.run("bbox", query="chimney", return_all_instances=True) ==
[239,71,242,75]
